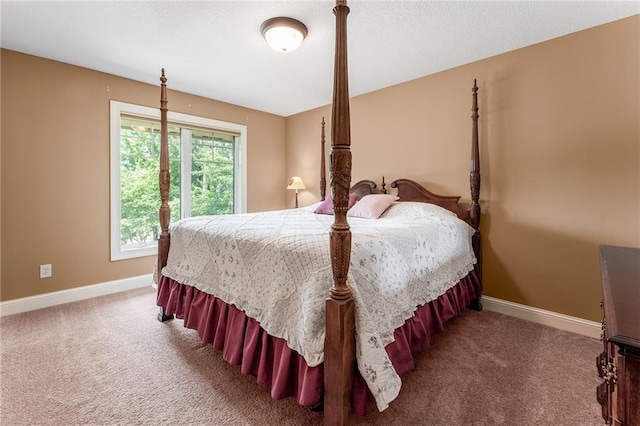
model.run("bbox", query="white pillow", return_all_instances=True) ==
[347,194,399,219]
[380,201,458,219]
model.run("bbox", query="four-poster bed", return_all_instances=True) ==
[155,1,482,424]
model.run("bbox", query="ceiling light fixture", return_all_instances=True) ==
[260,17,308,53]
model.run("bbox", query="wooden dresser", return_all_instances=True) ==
[597,245,640,426]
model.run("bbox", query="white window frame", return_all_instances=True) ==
[110,101,247,261]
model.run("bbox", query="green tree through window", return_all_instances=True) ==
[189,130,235,217]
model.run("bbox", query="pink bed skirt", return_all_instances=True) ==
[157,267,481,415]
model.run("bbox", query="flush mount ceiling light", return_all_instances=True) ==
[260,17,308,53]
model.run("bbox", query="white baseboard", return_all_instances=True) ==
[481,296,601,340]
[0,274,153,317]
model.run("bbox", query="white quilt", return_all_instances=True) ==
[162,201,476,411]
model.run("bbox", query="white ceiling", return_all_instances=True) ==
[1,1,638,117]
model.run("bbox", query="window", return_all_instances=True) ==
[110,101,247,261]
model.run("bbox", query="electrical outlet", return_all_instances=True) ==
[39,264,52,279]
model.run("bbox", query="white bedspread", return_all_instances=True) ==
[162,201,476,411]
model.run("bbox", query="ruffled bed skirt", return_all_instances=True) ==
[156,267,481,415]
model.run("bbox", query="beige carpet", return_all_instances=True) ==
[0,286,603,425]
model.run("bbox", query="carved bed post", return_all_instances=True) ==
[469,79,483,311]
[470,79,480,231]
[157,69,173,322]
[324,1,355,425]
[320,117,327,201]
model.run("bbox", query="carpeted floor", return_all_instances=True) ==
[0,286,603,425]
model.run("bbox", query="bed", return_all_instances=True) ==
[155,1,482,424]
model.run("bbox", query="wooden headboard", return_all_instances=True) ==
[391,178,470,223]
[349,179,377,198]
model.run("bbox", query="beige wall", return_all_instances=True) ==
[286,16,640,322]
[1,50,287,301]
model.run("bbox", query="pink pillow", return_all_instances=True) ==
[347,194,399,219]
[314,194,360,215]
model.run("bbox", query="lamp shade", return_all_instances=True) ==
[287,176,306,190]
[261,17,308,53]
